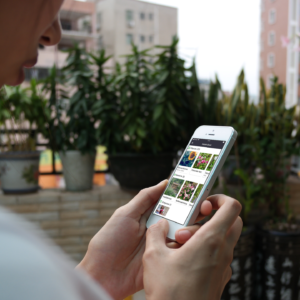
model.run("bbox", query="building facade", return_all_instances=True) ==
[260,0,299,107]
[95,0,178,65]
[26,0,97,81]
[25,0,177,81]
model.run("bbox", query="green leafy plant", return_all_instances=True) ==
[190,184,204,203]
[43,44,98,155]
[164,178,184,197]
[177,181,198,201]
[93,37,203,154]
[192,153,212,170]
[0,80,49,152]
[214,71,300,225]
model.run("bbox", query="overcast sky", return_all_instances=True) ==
[142,0,261,97]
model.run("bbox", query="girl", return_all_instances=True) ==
[0,1,242,300]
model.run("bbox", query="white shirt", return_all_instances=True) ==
[0,208,112,300]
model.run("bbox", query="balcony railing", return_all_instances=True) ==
[0,129,109,176]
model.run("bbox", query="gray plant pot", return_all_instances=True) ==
[0,151,40,194]
[59,150,96,191]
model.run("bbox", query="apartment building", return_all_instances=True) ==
[25,0,177,81]
[95,0,178,65]
[260,0,299,107]
[26,0,97,81]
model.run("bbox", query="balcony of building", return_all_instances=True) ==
[59,0,97,50]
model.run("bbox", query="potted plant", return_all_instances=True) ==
[250,78,300,300]
[43,44,97,191]
[218,73,300,300]
[94,37,202,190]
[0,80,49,194]
[203,71,260,300]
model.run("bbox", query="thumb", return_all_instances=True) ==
[146,219,169,251]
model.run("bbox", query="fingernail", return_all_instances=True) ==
[178,230,192,240]
[158,219,165,224]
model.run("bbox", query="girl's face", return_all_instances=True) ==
[0,0,63,87]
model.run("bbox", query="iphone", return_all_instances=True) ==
[146,125,237,241]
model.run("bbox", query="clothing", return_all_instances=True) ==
[0,207,112,300]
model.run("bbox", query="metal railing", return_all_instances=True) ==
[0,129,109,176]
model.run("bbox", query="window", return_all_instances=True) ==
[98,36,103,49]
[97,12,102,31]
[60,19,72,31]
[268,53,275,68]
[24,67,49,81]
[126,34,134,45]
[140,12,145,20]
[268,31,276,46]
[140,35,145,43]
[267,74,274,89]
[149,35,154,43]
[260,59,264,71]
[269,9,276,24]
[149,13,154,20]
[126,10,134,22]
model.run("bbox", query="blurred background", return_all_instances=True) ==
[1,0,300,300]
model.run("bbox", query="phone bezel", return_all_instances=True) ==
[146,125,236,239]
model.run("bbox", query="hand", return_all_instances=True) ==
[143,194,243,300]
[77,180,212,300]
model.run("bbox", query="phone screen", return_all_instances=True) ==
[153,138,225,225]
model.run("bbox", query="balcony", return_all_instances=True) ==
[59,0,97,47]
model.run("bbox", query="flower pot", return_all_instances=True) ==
[108,153,175,190]
[255,228,300,300]
[0,151,40,194]
[221,226,256,300]
[59,150,96,191]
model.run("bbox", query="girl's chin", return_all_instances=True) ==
[6,69,25,86]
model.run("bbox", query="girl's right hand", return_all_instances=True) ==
[143,194,243,300]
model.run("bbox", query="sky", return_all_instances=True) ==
[142,0,261,97]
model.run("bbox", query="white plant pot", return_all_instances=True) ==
[59,150,96,191]
[0,151,40,194]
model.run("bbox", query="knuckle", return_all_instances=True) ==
[225,251,234,264]
[227,267,233,282]
[113,206,125,217]
[138,188,150,198]
[143,246,156,262]
[146,222,160,236]
[228,197,242,212]
[205,232,223,250]
[237,216,243,227]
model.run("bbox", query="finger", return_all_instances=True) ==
[226,216,243,247]
[167,242,181,249]
[125,180,168,219]
[194,200,213,223]
[200,200,213,216]
[146,219,169,251]
[225,266,232,285]
[175,224,201,244]
[205,194,242,232]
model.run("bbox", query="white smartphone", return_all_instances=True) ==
[146,125,237,241]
